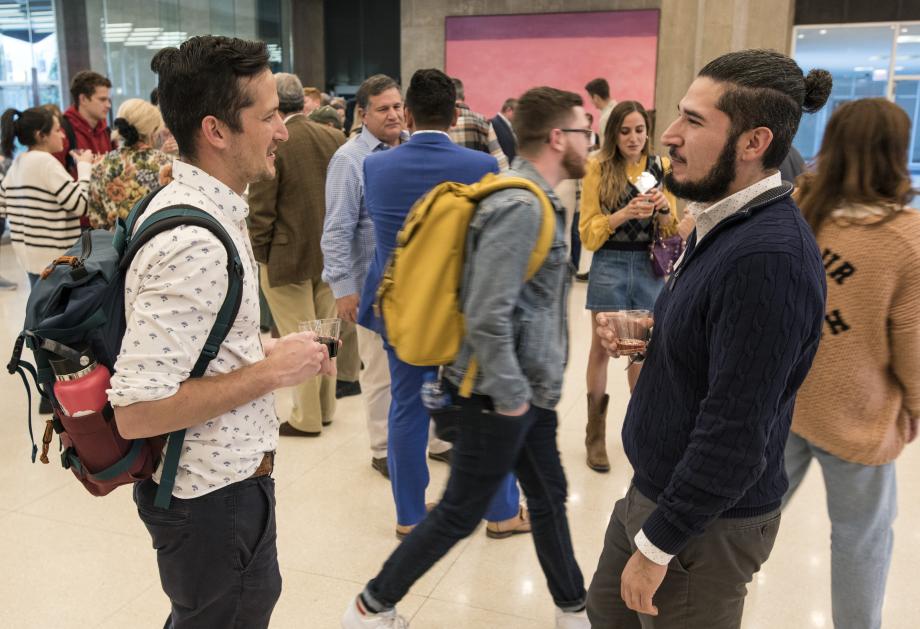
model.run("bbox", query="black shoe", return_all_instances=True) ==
[38,397,53,415]
[371,456,390,479]
[336,380,361,399]
[575,272,589,282]
[428,449,451,464]
[278,422,321,437]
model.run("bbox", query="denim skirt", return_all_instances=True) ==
[585,248,664,312]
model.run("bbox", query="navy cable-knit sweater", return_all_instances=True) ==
[625,185,826,555]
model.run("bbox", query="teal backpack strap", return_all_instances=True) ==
[121,205,245,509]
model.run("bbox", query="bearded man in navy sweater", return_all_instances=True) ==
[586,49,832,628]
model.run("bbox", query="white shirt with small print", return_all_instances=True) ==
[108,159,277,499]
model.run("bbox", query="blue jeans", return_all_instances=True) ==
[134,476,282,629]
[585,248,663,311]
[384,346,520,525]
[784,432,897,629]
[364,397,586,611]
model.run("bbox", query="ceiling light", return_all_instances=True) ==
[819,29,827,35]
[797,33,804,39]
[897,35,920,44]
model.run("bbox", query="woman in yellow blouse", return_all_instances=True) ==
[579,100,680,473]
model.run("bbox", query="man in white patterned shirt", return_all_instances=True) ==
[110,36,334,629]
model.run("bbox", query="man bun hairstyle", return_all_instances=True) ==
[698,49,832,169]
[405,69,456,128]
[802,68,833,113]
[151,35,270,159]
[513,86,583,154]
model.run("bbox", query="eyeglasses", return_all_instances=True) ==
[558,128,593,140]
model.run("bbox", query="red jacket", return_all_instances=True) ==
[53,106,113,177]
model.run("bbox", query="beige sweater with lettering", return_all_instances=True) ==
[792,208,920,465]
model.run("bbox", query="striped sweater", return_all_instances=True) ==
[0,150,90,274]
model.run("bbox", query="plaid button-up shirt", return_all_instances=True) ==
[449,103,509,170]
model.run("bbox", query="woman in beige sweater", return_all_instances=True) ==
[784,98,920,629]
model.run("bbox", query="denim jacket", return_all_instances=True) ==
[444,158,571,413]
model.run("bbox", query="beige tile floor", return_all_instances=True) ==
[0,245,918,628]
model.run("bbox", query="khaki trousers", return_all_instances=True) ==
[337,320,361,382]
[356,324,390,457]
[355,324,451,459]
[259,266,336,432]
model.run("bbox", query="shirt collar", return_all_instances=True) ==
[171,159,250,223]
[498,112,511,127]
[688,171,782,242]
[283,112,303,124]
[358,125,409,151]
[411,130,451,138]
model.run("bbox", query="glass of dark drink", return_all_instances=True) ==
[298,318,341,358]
[602,310,652,355]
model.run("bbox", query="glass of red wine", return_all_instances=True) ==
[298,318,341,358]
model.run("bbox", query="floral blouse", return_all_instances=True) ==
[87,145,172,230]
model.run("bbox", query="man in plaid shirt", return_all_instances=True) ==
[448,77,509,170]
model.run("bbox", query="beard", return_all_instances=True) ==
[562,144,587,180]
[664,131,740,203]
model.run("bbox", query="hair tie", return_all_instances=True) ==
[113,117,140,146]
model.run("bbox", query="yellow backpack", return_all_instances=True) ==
[375,172,555,396]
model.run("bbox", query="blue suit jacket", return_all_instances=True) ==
[358,131,499,335]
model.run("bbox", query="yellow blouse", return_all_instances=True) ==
[578,154,679,251]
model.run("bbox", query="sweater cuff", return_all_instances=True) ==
[641,507,690,556]
[76,160,93,180]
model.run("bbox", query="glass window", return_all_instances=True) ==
[792,21,920,186]
[0,0,61,113]
[94,0,288,112]
[895,25,920,76]
[792,25,895,161]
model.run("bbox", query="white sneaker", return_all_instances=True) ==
[555,606,589,629]
[342,595,409,628]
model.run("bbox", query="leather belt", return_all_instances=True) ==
[249,451,275,478]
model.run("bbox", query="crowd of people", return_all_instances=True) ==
[0,33,917,629]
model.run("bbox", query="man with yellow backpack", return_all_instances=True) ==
[343,86,593,629]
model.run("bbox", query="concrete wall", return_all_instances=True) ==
[401,0,795,142]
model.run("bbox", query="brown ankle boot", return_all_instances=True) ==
[586,393,611,472]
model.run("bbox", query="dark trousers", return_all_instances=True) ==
[571,211,582,270]
[365,396,586,611]
[134,476,282,629]
[586,485,780,629]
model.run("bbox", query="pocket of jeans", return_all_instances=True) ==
[725,511,781,535]
[430,405,464,443]
[237,479,277,573]
[137,501,191,528]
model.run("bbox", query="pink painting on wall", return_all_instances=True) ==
[445,10,660,134]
